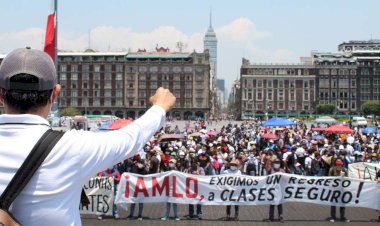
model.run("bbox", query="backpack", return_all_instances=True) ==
[246,159,256,173]
[310,158,321,175]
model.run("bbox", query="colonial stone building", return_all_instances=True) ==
[239,59,316,119]
[236,39,380,119]
[56,47,211,119]
[314,40,380,114]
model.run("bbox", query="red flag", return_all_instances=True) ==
[44,12,55,61]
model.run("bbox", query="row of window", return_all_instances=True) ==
[60,64,124,73]
[243,89,310,101]
[246,68,311,76]
[61,90,123,98]
[243,79,312,89]
[60,98,123,107]
[61,81,123,89]
[244,102,309,111]
[318,69,357,76]
[60,73,123,81]
[319,88,356,99]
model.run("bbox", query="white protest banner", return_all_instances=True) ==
[348,162,380,181]
[115,171,380,210]
[80,177,114,216]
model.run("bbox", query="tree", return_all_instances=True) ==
[60,107,80,117]
[316,104,336,114]
[362,100,380,116]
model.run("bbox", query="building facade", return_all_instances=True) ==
[314,40,380,114]
[239,58,316,119]
[57,47,211,120]
[235,40,380,119]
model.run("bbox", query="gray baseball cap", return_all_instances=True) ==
[0,47,56,91]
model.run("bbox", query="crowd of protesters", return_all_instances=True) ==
[86,117,380,223]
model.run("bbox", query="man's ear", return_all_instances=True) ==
[51,84,61,103]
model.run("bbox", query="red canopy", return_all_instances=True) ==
[262,133,279,140]
[108,119,133,130]
[324,125,354,134]
[311,127,326,131]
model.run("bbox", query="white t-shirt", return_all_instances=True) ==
[305,156,312,169]
[0,105,165,226]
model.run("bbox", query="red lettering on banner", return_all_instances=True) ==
[172,176,184,198]
[124,175,130,198]
[186,177,198,198]
[152,176,170,196]
[133,176,149,197]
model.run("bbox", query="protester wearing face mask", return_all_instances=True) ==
[126,158,147,220]
[185,159,205,220]
[263,158,284,223]
[176,151,187,172]
[97,166,121,220]
[326,159,350,223]
[161,159,180,221]
[222,160,241,221]
[160,147,172,172]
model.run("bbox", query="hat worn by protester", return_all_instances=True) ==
[0,47,56,91]
[230,160,238,166]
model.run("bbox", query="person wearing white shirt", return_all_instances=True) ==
[0,48,176,226]
[222,160,241,221]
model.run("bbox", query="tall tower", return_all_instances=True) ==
[204,10,218,115]
[203,10,218,80]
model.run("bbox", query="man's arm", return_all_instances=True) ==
[72,88,175,181]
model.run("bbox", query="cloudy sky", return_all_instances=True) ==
[1,0,379,93]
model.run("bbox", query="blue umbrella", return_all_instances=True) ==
[312,134,325,140]
[98,121,113,132]
[362,127,377,134]
[262,117,296,127]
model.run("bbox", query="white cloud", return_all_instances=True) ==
[0,17,299,92]
[0,28,46,53]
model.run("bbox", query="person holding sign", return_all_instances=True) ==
[326,159,350,223]
[222,160,241,221]
[161,159,181,221]
[0,48,176,226]
[263,158,285,223]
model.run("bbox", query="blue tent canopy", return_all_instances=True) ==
[262,117,296,127]
[362,127,377,134]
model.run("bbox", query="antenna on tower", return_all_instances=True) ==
[88,29,91,49]
[209,7,212,28]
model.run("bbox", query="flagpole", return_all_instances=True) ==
[54,0,58,73]
[53,0,59,118]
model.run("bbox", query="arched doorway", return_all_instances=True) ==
[184,111,192,120]
[81,110,90,115]
[172,111,181,120]
[138,110,145,117]
[127,111,136,119]
[104,110,112,115]
[195,111,204,119]
[115,110,124,118]
[93,110,101,115]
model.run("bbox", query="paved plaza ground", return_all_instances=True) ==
[82,202,379,225]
